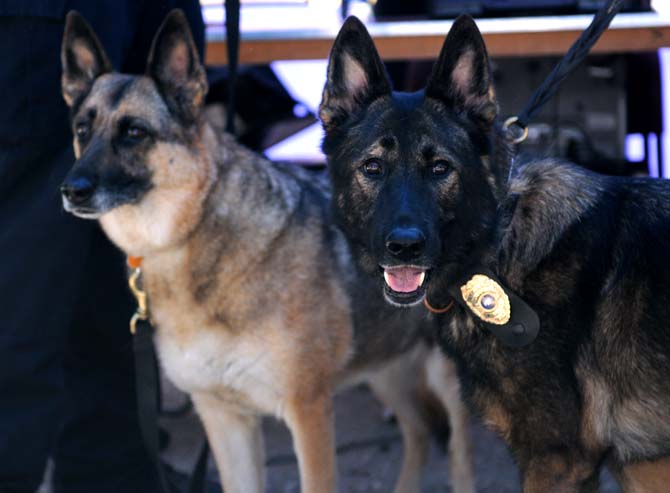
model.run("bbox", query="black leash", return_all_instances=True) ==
[225,0,240,134]
[452,0,624,347]
[503,0,624,145]
[133,318,172,493]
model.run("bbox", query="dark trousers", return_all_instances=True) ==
[0,142,160,493]
[0,1,207,489]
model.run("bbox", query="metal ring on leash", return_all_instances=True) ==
[503,116,529,144]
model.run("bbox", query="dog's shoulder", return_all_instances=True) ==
[500,158,605,272]
[502,158,670,289]
[508,158,604,211]
[509,158,670,242]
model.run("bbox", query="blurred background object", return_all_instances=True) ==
[375,0,652,20]
[201,0,668,177]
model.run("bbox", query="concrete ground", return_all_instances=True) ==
[161,381,621,493]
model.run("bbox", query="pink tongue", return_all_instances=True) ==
[385,268,424,293]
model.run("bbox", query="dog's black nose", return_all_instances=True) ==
[61,176,95,205]
[385,227,426,258]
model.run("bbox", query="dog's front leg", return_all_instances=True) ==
[425,347,476,493]
[367,352,431,493]
[192,393,265,493]
[284,393,337,493]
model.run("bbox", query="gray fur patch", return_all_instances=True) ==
[500,158,603,282]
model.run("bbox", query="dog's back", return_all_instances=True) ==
[501,160,670,463]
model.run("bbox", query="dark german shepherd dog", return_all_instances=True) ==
[321,15,670,492]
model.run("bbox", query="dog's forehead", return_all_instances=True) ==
[79,74,168,123]
[362,95,464,159]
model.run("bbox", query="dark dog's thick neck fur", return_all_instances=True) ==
[322,15,670,491]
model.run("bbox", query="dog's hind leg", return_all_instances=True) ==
[367,344,433,493]
[425,347,476,493]
[192,393,265,493]
[283,392,337,493]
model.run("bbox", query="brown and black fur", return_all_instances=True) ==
[59,10,476,493]
[320,15,670,492]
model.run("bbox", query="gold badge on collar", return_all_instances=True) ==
[460,274,511,325]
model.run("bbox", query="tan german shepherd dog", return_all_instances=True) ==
[59,10,474,493]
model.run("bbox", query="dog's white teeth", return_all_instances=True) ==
[383,270,391,287]
[418,271,426,286]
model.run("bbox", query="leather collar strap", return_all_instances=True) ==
[447,267,540,348]
[225,0,240,135]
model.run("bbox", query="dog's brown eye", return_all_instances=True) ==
[126,126,147,139]
[431,160,450,176]
[363,160,383,176]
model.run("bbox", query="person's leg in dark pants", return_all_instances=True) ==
[0,143,93,492]
[0,4,206,489]
[0,143,161,492]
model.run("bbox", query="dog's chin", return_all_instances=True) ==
[380,265,429,308]
[383,285,426,307]
[62,198,105,220]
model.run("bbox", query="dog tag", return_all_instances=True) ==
[449,268,540,348]
[460,274,511,325]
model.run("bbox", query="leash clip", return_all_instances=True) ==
[503,116,529,144]
[129,267,148,335]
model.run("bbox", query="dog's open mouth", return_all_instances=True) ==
[381,265,429,306]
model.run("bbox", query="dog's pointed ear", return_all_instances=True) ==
[319,16,391,132]
[426,15,497,131]
[61,11,112,108]
[147,9,208,122]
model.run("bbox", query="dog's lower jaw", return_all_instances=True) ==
[382,288,426,308]
[68,209,103,220]
[62,196,105,219]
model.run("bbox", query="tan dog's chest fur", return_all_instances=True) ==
[142,241,352,418]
